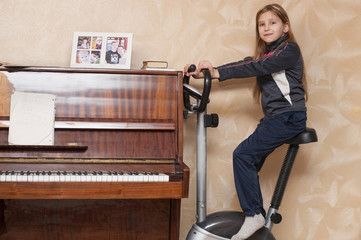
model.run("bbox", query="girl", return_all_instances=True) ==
[184,4,307,240]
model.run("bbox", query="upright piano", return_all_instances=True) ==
[0,67,189,239]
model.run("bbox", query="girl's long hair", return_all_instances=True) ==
[252,4,308,102]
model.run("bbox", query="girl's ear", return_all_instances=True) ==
[283,23,290,33]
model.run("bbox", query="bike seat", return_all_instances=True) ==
[286,128,318,145]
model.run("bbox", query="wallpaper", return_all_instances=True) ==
[0,0,360,239]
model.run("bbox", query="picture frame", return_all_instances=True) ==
[70,32,133,69]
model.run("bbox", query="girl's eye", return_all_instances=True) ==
[259,23,265,27]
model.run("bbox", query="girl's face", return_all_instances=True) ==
[258,11,289,44]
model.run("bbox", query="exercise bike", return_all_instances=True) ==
[183,65,317,240]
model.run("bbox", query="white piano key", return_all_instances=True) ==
[59,172,66,182]
[136,173,144,182]
[96,172,103,182]
[101,173,108,182]
[153,173,160,182]
[49,172,55,182]
[54,172,60,182]
[105,172,112,182]
[15,171,21,182]
[124,173,131,182]
[160,173,169,182]
[18,171,27,182]
[0,172,5,182]
[141,173,149,182]
[22,172,29,182]
[10,171,17,182]
[70,172,76,182]
[84,172,89,182]
[28,172,34,182]
[5,172,11,182]
[128,173,136,182]
[75,172,81,182]
[80,172,85,182]
[33,172,40,182]
[111,172,118,182]
[90,172,97,182]
[38,172,45,182]
[43,172,50,182]
[116,173,122,182]
[65,172,72,182]
[148,173,154,182]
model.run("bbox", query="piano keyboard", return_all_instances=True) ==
[0,171,169,182]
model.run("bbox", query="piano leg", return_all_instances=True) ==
[0,200,6,234]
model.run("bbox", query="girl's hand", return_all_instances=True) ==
[198,60,220,79]
[184,61,220,79]
[184,64,203,79]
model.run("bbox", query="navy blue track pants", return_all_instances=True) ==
[233,111,307,217]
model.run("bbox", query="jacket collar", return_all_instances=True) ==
[266,35,288,53]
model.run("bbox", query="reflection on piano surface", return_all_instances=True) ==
[0,67,189,239]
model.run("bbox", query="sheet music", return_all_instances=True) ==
[8,91,56,145]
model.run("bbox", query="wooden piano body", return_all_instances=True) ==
[0,67,189,239]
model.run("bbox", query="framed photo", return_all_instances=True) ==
[70,32,133,69]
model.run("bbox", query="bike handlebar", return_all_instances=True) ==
[183,65,212,113]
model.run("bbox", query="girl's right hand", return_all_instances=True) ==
[184,64,203,79]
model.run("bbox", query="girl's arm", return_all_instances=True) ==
[184,61,220,79]
[217,42,301,81]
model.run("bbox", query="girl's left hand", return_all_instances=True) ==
[198,60,220,79]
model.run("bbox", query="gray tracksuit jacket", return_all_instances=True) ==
[217,36,307,117]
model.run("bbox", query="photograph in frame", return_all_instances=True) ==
[70,32,133,69]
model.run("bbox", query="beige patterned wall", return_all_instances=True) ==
[0,0,360,239]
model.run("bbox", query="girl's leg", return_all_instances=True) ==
[231,112,306,239]
[233,151,269,217]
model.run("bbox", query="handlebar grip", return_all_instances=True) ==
[183,64,197,111]
[192,69,211,112]
[183,64,196,85]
